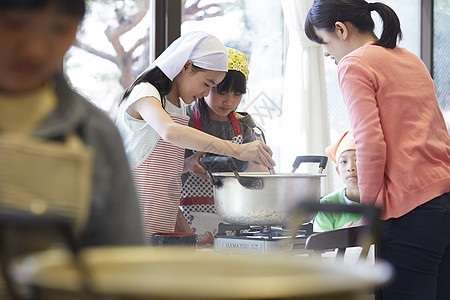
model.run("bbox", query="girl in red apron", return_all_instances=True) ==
[116,33,275,243]
[180,48,267,247]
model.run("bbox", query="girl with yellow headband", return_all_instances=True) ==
[116,33,275,243]
[179,48,267,247]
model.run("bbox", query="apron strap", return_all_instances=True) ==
[194,107,241,136]
[228,112,241,136]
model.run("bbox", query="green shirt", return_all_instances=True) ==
[313,188,361,232]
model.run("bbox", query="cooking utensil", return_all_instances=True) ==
[13,246,393,300]
[199,155,328,225]
[251,126,275,175]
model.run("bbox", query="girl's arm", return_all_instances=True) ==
[129,97,276,168]
[175,208,194,233]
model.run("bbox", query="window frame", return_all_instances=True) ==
[159,1,435,76]
[421,0,433,76]
[153,0,181,59]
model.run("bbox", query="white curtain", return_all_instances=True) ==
[280,0,333,194]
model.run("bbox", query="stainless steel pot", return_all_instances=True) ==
[199,156,328,226]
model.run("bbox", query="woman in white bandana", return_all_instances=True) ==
[115,32,275,243]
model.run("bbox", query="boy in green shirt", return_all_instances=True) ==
[313,131,361,231]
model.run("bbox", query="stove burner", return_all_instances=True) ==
[216,223,313,240]
[214,223,313,253]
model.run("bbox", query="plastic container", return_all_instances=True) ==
[150,232,198,247]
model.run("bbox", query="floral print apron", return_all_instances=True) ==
[180,107,243,246]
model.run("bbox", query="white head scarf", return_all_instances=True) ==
[144,31,228,81]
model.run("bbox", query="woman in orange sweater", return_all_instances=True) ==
[305,1,450,299]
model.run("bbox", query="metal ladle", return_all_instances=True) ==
[251,127,276,175]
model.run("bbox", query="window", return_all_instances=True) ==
[65,1,448,190]
[65,0,152,115]
[181,0,286,166]
[434,0,450,133]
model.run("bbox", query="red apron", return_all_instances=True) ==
[180,108,242,246]
[133,103,189,242]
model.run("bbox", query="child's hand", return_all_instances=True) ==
[175,208,194,233]
[343,219,363,228]
[343,221,356,228]
[237,140,276,169]
[183,151,208,179]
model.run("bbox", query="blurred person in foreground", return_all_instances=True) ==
[313,131,361,232]
[0,0,144,247]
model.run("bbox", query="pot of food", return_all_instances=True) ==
[199,155,327,226]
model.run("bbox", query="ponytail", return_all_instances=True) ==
[370,2,402,48]
[305,0,402,49]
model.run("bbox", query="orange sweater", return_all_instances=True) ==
[338,43,450,220]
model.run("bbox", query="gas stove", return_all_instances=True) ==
[214,223,313,254]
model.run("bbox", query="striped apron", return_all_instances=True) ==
[133,104,189,242]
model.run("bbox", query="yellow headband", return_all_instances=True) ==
[227,48,249,80]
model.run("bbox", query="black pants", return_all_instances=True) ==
[379,192,450,300]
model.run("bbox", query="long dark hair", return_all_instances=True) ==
[119,67,171,108]
[304,0,402,49]
[0,0,86,19]
[197,70,247,123]
[119,64,206,109]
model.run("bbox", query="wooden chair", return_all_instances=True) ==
[305,225,376,263]
[294,203,383,299]
[0,214,92,300]
[292,202,381,249]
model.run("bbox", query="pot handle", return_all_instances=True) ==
[199,156,263,190]
[291,155,328,174]
[198,156,232,188]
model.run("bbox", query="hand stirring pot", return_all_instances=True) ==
[251,126,276,175]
